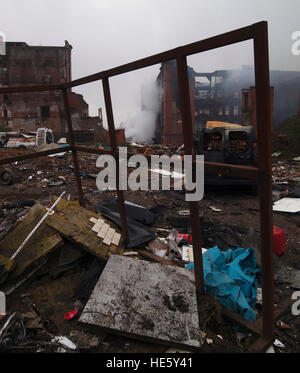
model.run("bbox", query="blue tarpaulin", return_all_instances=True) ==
[186,246,260,321]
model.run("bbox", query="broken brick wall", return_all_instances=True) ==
[0,41,101,132]
[156,61,195,145]
[242,86,274,133]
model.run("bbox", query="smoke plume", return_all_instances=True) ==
[121,80,161,143]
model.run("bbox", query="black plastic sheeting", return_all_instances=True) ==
[74,258,105,303]
[97,198,165,226]
[3,199,35,209]
[96,203,156,249]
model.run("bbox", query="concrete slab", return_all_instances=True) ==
[291,271,300,289]
[79,255,205,350]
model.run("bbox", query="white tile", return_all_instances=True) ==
[103,228,115,245]
[111,232,121,246]
[97,223,110,239]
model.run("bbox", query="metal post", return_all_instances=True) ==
[176,54,205,297]
[61,88,84,203]
[102,78,129,245]
[253,21,274,340]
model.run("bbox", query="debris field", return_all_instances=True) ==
[0,148,300,353]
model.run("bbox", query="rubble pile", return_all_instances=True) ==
[272,158,300,186]
[0,148,299,354]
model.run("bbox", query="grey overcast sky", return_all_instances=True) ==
[1,0,300,128]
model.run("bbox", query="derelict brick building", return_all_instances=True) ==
[0,41,102,132]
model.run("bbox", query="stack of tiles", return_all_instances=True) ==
[89,217,121,247]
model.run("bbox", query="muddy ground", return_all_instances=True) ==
[0,148,300,353]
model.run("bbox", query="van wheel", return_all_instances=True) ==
[17,145,26,149]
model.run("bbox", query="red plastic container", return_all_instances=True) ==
[273,226,286,256]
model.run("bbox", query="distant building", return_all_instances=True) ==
[0,41,102,132]
[155,63,300,145]
[241,86,274,133]
[155,61,195,145]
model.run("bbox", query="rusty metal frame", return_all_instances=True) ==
[0,21,274,351]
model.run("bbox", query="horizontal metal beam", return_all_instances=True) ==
[205,293,261,336]
[0,22,259,94]
[0,146,71,165]
[248,336,273,353]
[0,83,63,94]
[64,22,256,89]
[74,145,259,179]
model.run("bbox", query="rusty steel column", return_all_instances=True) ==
[102,78,129,245]
[253,22,274,340]
[62,88,84,203]
[176,54,205,296]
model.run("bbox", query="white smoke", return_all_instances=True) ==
[121,80,161,144]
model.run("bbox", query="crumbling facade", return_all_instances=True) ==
[156,63,300,145]
[0,41,102,132]
[155,61,195,145]
[242,87,274,132]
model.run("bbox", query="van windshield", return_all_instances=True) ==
[228,131,248,153]
[204,131,222,151]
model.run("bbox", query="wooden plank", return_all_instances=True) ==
[0,203,63,280]
[79,255,206,351]
[138,249,177,267]
[46,198,124,261]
